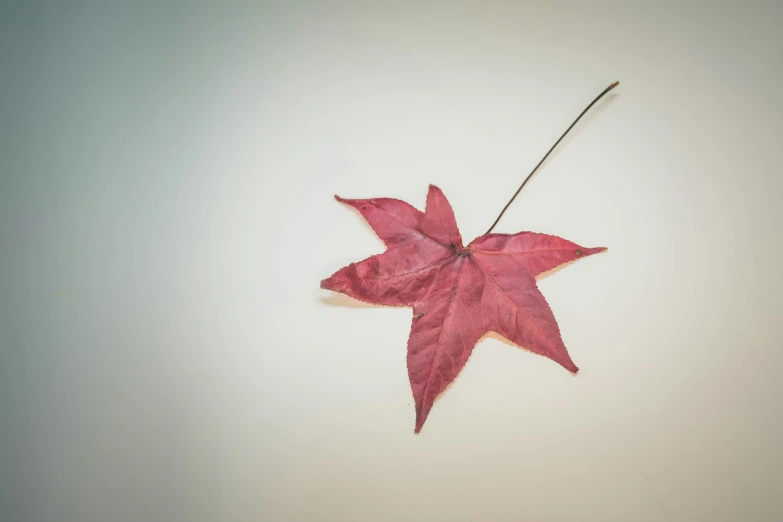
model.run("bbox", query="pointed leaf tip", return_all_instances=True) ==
[577,246,608,257]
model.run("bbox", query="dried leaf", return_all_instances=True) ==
[322,185,605,432]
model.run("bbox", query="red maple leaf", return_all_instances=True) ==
[321,185,605,432]
[321,81,617,432]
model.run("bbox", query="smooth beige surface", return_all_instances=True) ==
[2,2,782,521]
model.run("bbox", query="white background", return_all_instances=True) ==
[2,2,782,521]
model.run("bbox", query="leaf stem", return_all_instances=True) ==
[485,81,619,235]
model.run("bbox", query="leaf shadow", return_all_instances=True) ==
[319,292,385,309]
[480,331,579,376]
[535,248,608,281]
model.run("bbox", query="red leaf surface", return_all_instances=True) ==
[321,185,605,432]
